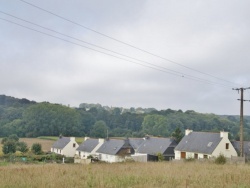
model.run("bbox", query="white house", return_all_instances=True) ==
[174,129,237,160]
[51,137,79,157]
[131,136,177,162]
[76,137,104,159]
[96,139,133,163]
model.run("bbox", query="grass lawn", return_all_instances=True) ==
[0,162,250,187]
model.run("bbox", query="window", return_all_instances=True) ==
[207,142,213,147]
[226,143,229,149]
[73,143,76,148]
[204,155,208,159]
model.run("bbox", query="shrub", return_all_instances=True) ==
[17,142,28,153]
[215,154,226,164]
[1,137,8,144]
[157,153,164,162]
[2,140,17,154]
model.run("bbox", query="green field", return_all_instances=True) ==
[0,162,250,187]
[38,136,84,144]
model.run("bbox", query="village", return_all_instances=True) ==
[51,129,249,164]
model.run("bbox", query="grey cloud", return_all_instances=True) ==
[1,0,250,115]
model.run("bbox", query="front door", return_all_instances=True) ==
[194,153,198,159]
[181,152,186,159]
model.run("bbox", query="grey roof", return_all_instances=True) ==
[175,132,222,154]
[77,138,99,152]
[129,138,144,150]
[136,137,176,155]
[96,139,129,155]
[231,141,250,156]
[52,137,70,149]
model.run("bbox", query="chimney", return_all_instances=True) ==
[70,137,75,141]
[98,138,104,144]
[84,137,90,141]
[185,129,193,136]
[220,131,228,138]
[144,134,150,140]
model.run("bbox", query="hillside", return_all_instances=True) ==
[0,95,249,140]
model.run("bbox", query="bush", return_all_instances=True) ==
[2,140,17,154]
[157,153,164,162]
[1,137,8,144]
[17,142,28,153]
[215,154,226,164]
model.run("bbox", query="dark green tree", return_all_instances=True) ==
[31,143,42,154]
[171,127,184,143]
[90,120,108,138]
[8,134,19,142]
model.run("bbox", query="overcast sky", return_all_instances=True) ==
[1,0,250,115]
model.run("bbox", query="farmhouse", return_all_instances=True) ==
[76,137,104,159]
[51,136,79,157]
[131,136,177,162]
[96,138,134,163]
[174,129,237,160]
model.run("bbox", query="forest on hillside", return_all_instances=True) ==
[0,95,249,140]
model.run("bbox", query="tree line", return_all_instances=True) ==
[0,95,249,140]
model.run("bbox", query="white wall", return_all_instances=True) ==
[62,138,79,157]
[52,138,79,157]
[77,151,91,159]
[97,153,124,163]
[174,150,180,160]
[76,139,105,159]
[175,150,212,160]
[51,148,62,155]
[131,154,148,162]
[212,136,237,158]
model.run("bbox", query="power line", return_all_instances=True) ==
[0,17,233,88]
[17,0,240,87]
[0,11,237,88]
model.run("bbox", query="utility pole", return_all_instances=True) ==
[232,87,250,157]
